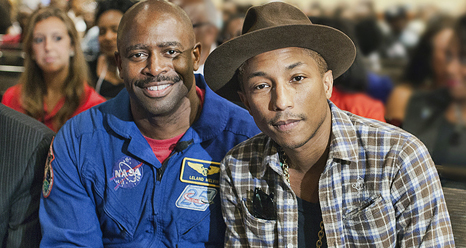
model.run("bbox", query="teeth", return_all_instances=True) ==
[147,85,170,91]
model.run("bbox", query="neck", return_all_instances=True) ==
[133,83,201,140]
[43,69,68,95]
[282,106,332,173]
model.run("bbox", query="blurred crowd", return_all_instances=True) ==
[1,0,466,169]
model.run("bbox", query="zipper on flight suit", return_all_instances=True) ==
[156,139,193,181]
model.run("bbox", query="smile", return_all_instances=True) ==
[146,84,171,91]
[141,83,174,98]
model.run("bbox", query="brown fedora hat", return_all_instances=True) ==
[204,1,356,102]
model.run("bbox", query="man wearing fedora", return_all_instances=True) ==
[204,2,455,247]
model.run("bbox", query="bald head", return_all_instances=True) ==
[117,0,195,52]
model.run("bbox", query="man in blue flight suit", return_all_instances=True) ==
[39,1,260,247]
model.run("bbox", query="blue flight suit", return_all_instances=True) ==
[39,74,260,247]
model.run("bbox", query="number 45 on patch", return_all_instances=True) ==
[175,185,218,211]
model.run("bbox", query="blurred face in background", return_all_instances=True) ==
[32,16,73,75]
[445,36,466,100]
[98,10,123,58]
[432,27,454,87]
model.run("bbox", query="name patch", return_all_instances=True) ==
[111,156,143,190]
[180,157,220,187]
[175,185,217,211]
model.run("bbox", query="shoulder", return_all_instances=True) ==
[197,74,260,139]
[83,84,106,105]
[385,83,414,121]
[216,98,260,138]
[1,84,22,109]
[334,105,421,148]
[0,104,54,150]
[224,133,269,158]
[342,109,429,161]
[74,84,106,115]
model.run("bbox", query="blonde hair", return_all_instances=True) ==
[20,6,89,130]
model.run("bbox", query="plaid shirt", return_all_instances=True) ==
[220,102,455,248]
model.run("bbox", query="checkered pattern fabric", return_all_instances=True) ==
[220,102,455,248]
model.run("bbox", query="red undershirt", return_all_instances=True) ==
[144,86,205,163]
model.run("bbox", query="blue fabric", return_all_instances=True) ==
[39,74,260,247]
[367,72,394,103]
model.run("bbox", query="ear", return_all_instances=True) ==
[115,51,123,79]
[192,42,201,71]
[323,70,333,99]
[238,90,252,114]
[70,44,75,57]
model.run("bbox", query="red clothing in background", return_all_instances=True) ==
[1,83,105,132]
[330,87,386,122]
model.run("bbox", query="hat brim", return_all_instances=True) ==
[204,24,356,102]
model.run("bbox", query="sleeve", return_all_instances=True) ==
[391,137,455,247]
[219,155,249,247]
[39,125,104,247]
[6,134,53,248]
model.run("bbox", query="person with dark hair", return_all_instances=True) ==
[218,13,244,45]
[39,1,259,246]
[204,2,454,246]
[386,15,455,126]
[87,0,136,98]
[403,14,466,168]
[1,7,105,132]
[310,16,386,122]
[0,104,54,248]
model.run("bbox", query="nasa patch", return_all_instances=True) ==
[175,185,217,211]
[42,138,55,198]
[180,157,220,187]
[111,156,143,190]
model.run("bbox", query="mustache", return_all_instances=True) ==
[268,112,306,126]
[134,75,182,88]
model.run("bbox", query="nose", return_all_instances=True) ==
[142,53,169,77]
[44,37,52,51]
[104,29,116,41]
[271,83,293,111]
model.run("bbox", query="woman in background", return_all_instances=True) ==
[1,7,105,132]
[88,0,134,99]
[403,15,466,167]
[385,16,455,126]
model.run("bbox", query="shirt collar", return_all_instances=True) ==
[327,101,359,163]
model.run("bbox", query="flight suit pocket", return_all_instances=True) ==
[343,194,396,247]
[101,190,139,242]
[87,165,139,243]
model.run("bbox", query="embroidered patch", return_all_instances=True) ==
[110,156,143,190]
[42,138,55,198]
[175,185,217,211]
[180,158,220,187]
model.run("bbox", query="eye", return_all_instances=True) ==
[165,49,180,57]
[98,28,106,36]
[128,52,147,61]
[33,37,43,43]
[253,83,270,90]
[53,36,62,42]
[292,75,305,82]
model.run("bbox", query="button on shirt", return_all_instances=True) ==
[220,101,455,248]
